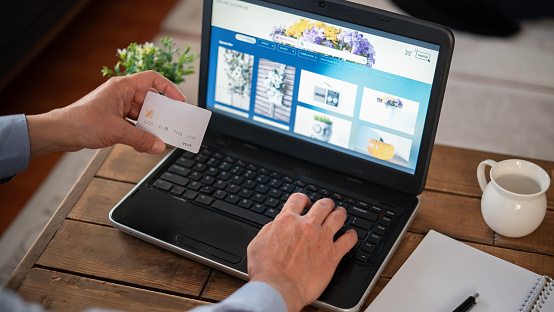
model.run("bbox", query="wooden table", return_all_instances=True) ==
[5,144,554,311]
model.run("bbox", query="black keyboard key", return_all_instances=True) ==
[212,200,272,226]
[161,172,190,186]
[370,206,383,214]
[187,181,202,191]
[308,192,322,202]
[255,174,269,184]
[205,167,219,176]
[350,217,373,231]
[183,190,197,200]
[281,183,295,192]
[270,172,282,179]
[306,185,318,192]
[295,180,306,187]
[193,163,207,172]
[264,197,279,208]
[218,171,232,181]
[243,180,256,189]
[357,202,369,209]
[348,206,379,222]
[345,198,356,206]
[356,251,371,263]
[213,190,227,200]
[218,162,232,171]
[214,180,228,189]
[373,224,388,236]
[227,184,240,194]
[379,216,393,226]
[194,154,208,163]
[230,175,244,185]
[189,171,203,181]
[368,233,382,245]
[168,165,191,177]
[225,194,240,204]
[171,185,186,196]
[239,198,253,209]
[243,170,257,179]
[182,151,196,159]
[252,203,266,214]
[268,188,282,198]
[268,179,282,188]
[282,176,294,183]
[196,194,213,206]
[247,164,258,171]
[362,242,377,253]
[206,158,220,167]
[176,157,195,168]
[264,208,280,218]
[231,166,245,175]
[153,179,173,191]
[331,193,343,201]
[258,168,270,175]
[239,188,254,198]
[319,189,331,196]
[252,193,266,203]
[384,210,397,219]
[344,225,368,240]
[255,184,269,194]
[201,175,216,185]
[199,186,214,194]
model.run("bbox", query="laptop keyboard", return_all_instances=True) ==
[150,147,399,265]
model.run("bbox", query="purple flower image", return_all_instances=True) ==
[300,26,325,45]
[273,18,377,67]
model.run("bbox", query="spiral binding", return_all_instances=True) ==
[520,276,553,312]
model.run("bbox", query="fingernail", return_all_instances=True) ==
[150,140,165,153]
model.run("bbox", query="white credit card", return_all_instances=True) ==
[137,91,212,153]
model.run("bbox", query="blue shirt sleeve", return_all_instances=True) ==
[0,114,31,180]
[188,282,287,312]
[1,282,287,312]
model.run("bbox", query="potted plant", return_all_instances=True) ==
[311,115,333,143]
[101,37,197,84]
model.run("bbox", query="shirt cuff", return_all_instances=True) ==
[0,114,30,179]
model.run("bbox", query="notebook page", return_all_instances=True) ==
[366,230,540,312]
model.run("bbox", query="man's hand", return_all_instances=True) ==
[26,70,186,158]
[247,193,358,312]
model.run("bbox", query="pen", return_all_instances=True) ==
[452,293,479,312]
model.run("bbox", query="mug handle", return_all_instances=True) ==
[477,159,497,193]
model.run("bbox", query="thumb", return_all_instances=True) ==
[119,123,166,154]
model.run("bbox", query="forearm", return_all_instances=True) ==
[26,108,77,159]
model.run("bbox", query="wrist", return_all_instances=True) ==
[26,108,75,158]
[250,274,305,312]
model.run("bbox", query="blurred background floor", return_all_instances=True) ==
[1,0,553,285]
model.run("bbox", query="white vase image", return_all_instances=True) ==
[268,91,283,117]
[311,120,333,143]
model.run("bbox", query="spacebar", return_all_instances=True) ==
[212,200,272,226]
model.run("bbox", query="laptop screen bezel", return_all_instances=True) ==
[198,0,454,195]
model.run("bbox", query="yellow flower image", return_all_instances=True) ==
[324,25,342,43]
[285,18,311,38]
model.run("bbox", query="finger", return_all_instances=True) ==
[279,193,310,215]
[305,198,335,224]
[321,206,348,236]
[128,71,186,102]
[334,229,358,256]
[118,122,166,154]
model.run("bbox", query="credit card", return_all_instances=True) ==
[137,91,212,153]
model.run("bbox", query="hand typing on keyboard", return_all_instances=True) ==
[247,193,358,312]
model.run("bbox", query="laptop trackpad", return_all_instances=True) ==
[177,210,258,263]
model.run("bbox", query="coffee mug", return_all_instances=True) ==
[477,159,550,238]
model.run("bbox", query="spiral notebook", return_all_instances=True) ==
[366,230,553,312]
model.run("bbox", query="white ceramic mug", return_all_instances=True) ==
[477,159,550,238]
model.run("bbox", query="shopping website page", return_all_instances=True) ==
[205,0,440,174]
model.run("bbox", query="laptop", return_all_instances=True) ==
[110,0,454,311]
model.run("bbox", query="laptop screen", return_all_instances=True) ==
[204,0,440,175]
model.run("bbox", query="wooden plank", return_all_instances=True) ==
[410,191,494,245]
[426,145,554,210]
[495,210,554,256]
[95,144,170,183]
[36,220,212,297]
[5,147,113,291]
[16,268,206,312]
[68,177,134,226]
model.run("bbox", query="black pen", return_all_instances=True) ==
[452,293,479,312]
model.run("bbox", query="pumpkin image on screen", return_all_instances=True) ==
[367,138,395,160]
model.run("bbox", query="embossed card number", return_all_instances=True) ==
[137,91,212,153]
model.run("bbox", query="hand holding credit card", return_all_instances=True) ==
[137,91,212,153]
